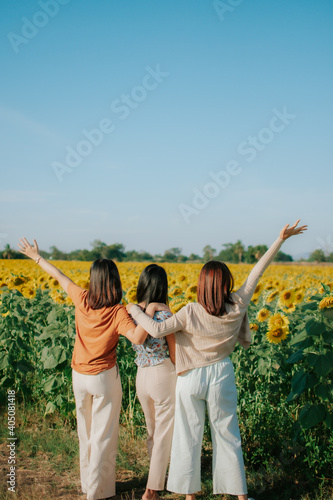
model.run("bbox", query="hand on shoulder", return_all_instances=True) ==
[146,302,171,318]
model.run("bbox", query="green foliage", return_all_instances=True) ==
[286,290,333,435]
[0,287,144,425]
[0,285,332,487]
[231,288,333,481]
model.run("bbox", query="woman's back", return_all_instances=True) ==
[68,282,134,375]
[170,299,250,374]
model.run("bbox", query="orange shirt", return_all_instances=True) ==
[68,282,135,375]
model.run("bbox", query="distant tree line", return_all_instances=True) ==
[2,240,323,263]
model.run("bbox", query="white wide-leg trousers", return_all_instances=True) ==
[136,358,177,491]
[167,357,247,495]
[72,366,122,500]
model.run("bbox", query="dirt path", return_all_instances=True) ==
[0,439,182,500]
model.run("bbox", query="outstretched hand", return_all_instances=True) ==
[18,237,40,260]
[280,220,308,240]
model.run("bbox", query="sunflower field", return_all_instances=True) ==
[0,259,333,496]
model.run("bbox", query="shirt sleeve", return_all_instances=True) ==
[236,236,284,307]
[67,281,86,306]
[130,304,187,338]
[116,306,136,336]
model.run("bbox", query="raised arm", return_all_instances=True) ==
[126,303,187,338]
[236,220,307,306]
[18,237,73,293]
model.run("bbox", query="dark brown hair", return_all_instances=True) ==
[136,264,169,306]
[197,261,234,316]
[87,259,122,309]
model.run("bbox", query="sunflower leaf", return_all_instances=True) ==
[305,319,326,337]
[324,412,333,430]
[320,282,331,294]
[286,349,304,364]
[322,331,333,344]
[300,301,317,311]
[315,384,333,402]
[306,352,333,377]
[290,330,308,346]
[300,403,326,430]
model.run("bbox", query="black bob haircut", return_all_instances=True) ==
[136,264,169,307]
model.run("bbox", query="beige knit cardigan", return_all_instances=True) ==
[130,237,284,374]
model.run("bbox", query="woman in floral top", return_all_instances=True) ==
[131,264,176,500]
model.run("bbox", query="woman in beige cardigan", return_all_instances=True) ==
[126,220,307,500]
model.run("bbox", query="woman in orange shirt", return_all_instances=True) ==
[18,237,149,500]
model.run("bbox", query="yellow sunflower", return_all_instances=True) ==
[250,323,259,331]
[319,296,333,310]
[169,286,183,298]
[268,313,289,330]
[256,308,271,322]
[284,303,296,313]
[185,284,197,301]
[279,289,296,307]
[169,297,188,313]
[125,286,137,303]
[266,290,279,303]
[294,291,304,304]
[186,284,197,294]
[266,325,289,344]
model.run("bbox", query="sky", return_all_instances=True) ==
[1,0,332,259]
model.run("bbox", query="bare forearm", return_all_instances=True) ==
[122,325,148,345]
[37,258,73,293]
[236,237,283,303]
[130,305,182,338]
[166,333,176,364]
[38,257,65,280]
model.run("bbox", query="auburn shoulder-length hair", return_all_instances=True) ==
[136,264,169,306]
[87,259,122,309]
[197,261,234,316]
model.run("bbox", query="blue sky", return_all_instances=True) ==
[1,0,332,258]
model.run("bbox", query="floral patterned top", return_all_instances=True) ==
[132,309,173,367]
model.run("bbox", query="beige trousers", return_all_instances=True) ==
[72,366,122,500]
[136,358,177,491]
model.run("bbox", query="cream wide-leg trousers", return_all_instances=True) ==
[136,358,177,491]
[72,366,122,500]
[167,357,247,495]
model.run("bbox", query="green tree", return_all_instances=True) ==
[203,245,216,262]
[233,240,245,263]
[308,249,326,263]
[49,246,67,260]
[2,244,15,259]
[188,253,201,261]
[244,245,268,263]
[274,251,293,262]
[107,244,126,261]
[217,243,236,263]
[162,249,178,262]
[327,252,333,263]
